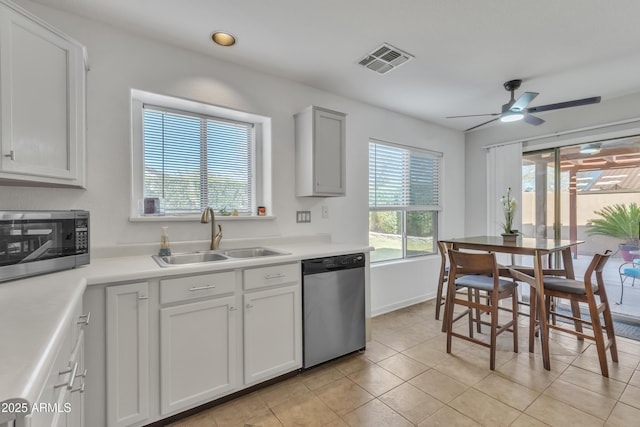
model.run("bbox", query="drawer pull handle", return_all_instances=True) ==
[264,273,285,280]
[4,150,15,161]
[246,303,254,309]
[229,306,237,311]
[189,284,216,291]
[77,312,91,326]
[138,295,149,300]
[70,382,85,393]
[55,361,79,389]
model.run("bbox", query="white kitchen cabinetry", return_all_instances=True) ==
[295,106,346,196]
[106,282,149,427]
[25,298,88,427]
[0,0,87,187]
[159,271,238,415]
[243,263,302,385]
[87,261,302,426]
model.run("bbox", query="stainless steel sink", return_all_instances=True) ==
[152,247,288,267]
[152,252,228,267]
[221,247,289,258]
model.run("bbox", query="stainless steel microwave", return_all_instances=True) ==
[0,210,89,282]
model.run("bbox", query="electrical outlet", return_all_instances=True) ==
[296,211,311,223]
[321,205,329,219]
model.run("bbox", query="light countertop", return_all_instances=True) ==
[0,240,371,421]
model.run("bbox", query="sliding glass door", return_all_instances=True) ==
[523,138,640,319]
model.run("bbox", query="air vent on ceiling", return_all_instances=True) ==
[357,43,414,75]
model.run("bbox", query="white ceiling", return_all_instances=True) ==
[30,0,640,132]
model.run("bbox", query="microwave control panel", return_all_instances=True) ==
[75,218,89,252]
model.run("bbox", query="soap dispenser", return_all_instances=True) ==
[158,226,171,256]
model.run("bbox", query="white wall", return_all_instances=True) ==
[465,92,640,236]
[4,1,466,314]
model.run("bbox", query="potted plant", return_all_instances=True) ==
[500,188,519,242]
[586,202,640,261]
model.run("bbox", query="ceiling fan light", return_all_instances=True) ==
[500,111,524,123]
[580,143,601,154]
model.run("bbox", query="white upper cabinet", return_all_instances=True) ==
[0,0,87,187]
[295,106,346,196]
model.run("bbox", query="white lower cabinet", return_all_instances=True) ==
[25,298,88,427]
[243,284,301,385]
[94,262,301,426]
[106,282,149,427]
[160,295,237,415]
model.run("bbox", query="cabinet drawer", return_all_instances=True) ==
[244,263,300,290]
[161,271,236,304]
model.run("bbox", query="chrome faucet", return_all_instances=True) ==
[200,207,223,250]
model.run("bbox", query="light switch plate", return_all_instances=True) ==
[296,211,311,223]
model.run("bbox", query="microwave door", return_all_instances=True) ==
[19,239,53,263]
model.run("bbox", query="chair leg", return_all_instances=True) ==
[475,289,482,333]
[529,288,537,353]
[512,288,519,353]
[435,272,446,320]
[586,297,609,377]
[490,296,498,371]
[570,301,584,341]
[467,288,474,337]
[619,273,625,305]
[597,288,619,364]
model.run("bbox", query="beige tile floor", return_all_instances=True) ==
[170,301,640,426]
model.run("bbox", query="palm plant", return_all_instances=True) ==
[587,202,640,260]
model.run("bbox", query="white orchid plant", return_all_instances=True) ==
[500,187,517,234]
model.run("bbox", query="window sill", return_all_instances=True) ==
[370,254,437,266]
[129,215,276,223]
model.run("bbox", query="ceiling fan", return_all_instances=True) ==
[448,79,601,132]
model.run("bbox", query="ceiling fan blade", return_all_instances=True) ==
[510,92,539,111]
[447,113,500,119]
[526,96,601,114]
[465,117,500,132]
[523,114,545,126]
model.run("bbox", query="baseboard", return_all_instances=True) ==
[372,293,435,317]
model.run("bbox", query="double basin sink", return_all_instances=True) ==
[152,247,289,267]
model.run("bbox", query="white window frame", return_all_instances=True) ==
[130,89,272,221]
[369,139,442,263]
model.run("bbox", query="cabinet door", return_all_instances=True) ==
[160,296,237,415]
[106,282,149,427]
[313,108,345,195]
[244,284,301,385]
[0,2,86,186]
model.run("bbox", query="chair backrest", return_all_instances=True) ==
[584,250,612,294]
[448,249,499,277]
[437,241,452,266]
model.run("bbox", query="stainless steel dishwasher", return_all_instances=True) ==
[302,253,366,368]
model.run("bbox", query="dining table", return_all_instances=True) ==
[439,235,584,371]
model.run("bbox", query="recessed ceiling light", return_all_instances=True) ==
[211,31,236,46]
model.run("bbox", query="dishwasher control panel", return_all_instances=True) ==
[302,253,365,274]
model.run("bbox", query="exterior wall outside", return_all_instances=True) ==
[521,191,639,257]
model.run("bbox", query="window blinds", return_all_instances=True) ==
[143,106,254,214]
[369,141,441,210]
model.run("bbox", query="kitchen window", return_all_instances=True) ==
[130,90,271,219]
[369,139,441,263]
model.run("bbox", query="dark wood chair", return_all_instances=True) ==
[435,240,452,321]
[542,250,618,377]
[445,249,519,370]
